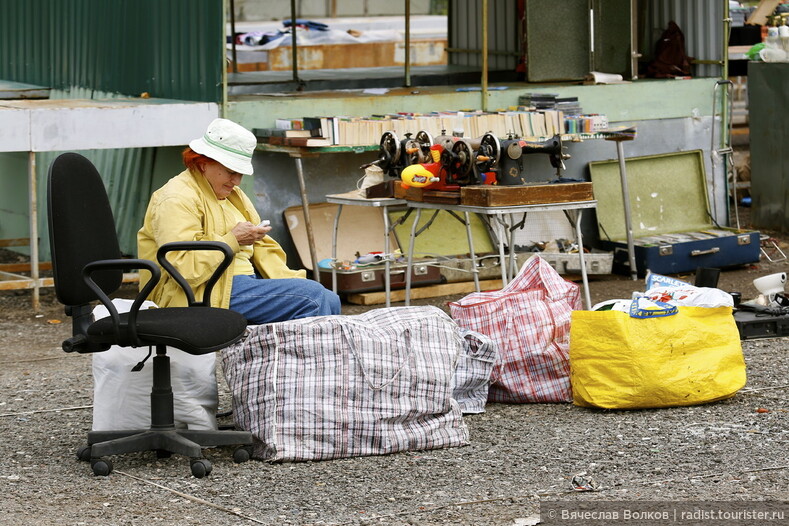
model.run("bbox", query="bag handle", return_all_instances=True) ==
[502,255,575,301]
[629,296,678,318]
[340,322,416,390]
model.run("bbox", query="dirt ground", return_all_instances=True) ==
[0,202,787,525]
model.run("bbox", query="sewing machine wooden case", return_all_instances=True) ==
[589,150,760,277]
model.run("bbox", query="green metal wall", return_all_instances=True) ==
[0,0,224,102]
[749,63,789,233]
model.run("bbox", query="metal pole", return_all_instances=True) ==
[568,209,592,310]
[481,0,488,111]
[495,216,509,286]
[615,140,638,281]
[290,0,300,83]
[405,208,422,306]
[463,211,480,293]
[331,204,342,294]
[294,157,319,281]
[28,151,39,312]
[229,0,237,74]
[405,0,411,87]
[383,206,393,307]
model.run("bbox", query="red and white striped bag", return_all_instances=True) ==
[449,255,581,403]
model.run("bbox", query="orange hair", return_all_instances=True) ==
[182,147,215,173]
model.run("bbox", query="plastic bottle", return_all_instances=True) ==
[761,26,786,62]
[765,26,780,50]
[779,20,789,55]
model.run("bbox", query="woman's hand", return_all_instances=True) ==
[231,221,272,245]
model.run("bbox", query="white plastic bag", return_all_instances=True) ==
[642,285,734,308]
[91,299,218,431]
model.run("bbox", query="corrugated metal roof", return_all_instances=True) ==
[0,0,224,102]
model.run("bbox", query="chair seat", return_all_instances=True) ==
[88,307,247,354]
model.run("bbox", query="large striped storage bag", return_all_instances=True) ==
[221,306,474,461]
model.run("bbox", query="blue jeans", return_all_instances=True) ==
[229,275,341,324]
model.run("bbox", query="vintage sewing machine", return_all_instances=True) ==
[399,131,494,190]
[432,131,571,187]
[368,130,434,179]
[475,132,571,185]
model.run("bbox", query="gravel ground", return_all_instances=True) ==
[1,226,788,525]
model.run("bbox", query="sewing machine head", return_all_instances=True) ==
[486,133,571,185]
[371,130,434,178]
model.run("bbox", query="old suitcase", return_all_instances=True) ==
[283,202,441,294]
[589,150,760,277]
[317,261,443,294]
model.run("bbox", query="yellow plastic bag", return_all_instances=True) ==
[569,306,746,409]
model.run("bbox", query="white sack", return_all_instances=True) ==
[91,299,218,431]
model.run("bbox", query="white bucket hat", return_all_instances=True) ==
[189,118,256,175]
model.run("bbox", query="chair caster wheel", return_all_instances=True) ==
[190,459,212,478]
[91,458,113,476]
[233,446,252,464]
[76,445,92,462]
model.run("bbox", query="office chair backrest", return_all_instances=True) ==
[48,153,124,306]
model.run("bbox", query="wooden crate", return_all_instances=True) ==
[460,183,594,207]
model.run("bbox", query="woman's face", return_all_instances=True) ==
[199,160,243,199]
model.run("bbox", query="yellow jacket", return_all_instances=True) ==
[137,169,305,308]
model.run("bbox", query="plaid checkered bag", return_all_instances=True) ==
[449,255,581,403]
[454,329,498,414]
[221,306,470,462]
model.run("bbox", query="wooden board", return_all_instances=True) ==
[345,279,504,306]
[228,39,448,72]
[746,0,781,25]
[460,183,593,207]
[364,180,395,198]
[394,185,461,204]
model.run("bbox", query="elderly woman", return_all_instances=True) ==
[137,118,341,323]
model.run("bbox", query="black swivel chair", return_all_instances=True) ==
[47,152,254,477]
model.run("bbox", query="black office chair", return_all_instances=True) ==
[47,152,254,477]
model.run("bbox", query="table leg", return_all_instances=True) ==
[565,209,592,310]
[495,215,509,286]
[405,208,422,306]
[463,211,480,292]
[615,140,638,281]
[382,206,392,307]
[331,203,343,295]
[507,212,519,278]
[294,156,320,282]
[28,151,39,312]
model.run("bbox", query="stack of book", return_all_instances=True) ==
[253,117,333,147]
[555,97,582,115]
[518,93,560,110]
[255,108,610,148]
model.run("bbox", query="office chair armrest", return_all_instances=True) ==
[82,258,161,347]
[156,241,234,307]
